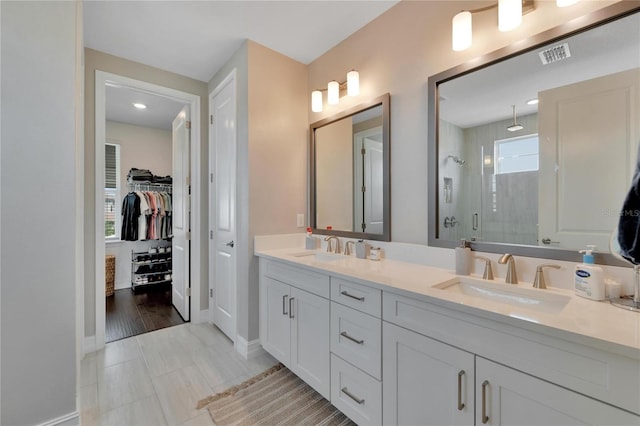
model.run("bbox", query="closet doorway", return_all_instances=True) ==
[95,71,202,349]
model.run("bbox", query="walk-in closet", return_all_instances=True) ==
[104,84,189,343]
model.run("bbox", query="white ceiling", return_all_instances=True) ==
[88,0,398,130]
[84,1,399,83]
[439,12,640,129]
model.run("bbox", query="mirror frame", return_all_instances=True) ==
[310,93,391,241]
[428,2,640,267]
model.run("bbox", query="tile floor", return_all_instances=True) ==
[80,322,278,426]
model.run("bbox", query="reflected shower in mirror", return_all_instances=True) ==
[311,93,390,241]
[429,4,640,264]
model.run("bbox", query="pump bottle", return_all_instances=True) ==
[574,245,605,301]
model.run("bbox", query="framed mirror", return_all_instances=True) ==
[428,3,640,265]
[311,93,390,241]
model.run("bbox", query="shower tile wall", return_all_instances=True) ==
[462,113,539,245]
[438,120,465,240]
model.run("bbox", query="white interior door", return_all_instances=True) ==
[210,72,236,342]
[172,106,190,321]
[538,68,639,250]
[354,127,383,233]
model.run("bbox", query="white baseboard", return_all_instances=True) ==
[235,335,265,359]
[36,411,80,426]
[83,336,96,356]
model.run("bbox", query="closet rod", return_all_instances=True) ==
[128,182,172,193]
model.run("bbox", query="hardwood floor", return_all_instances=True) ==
[106,284,186,343]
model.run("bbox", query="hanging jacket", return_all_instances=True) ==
[121,192,141,241]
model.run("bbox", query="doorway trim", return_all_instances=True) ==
[94,70,202,351]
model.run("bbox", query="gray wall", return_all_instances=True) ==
[1,2,78,424]
[84,49,209,337]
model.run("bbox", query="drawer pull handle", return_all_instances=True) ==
[282,295,288,315]
[481,380,490,424]
[289,297,295,319]
[457,370,465,410]
[340,331,364,345]
[341,387,364,405]
[341,291,365,301]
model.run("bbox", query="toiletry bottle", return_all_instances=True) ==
[455,239,471,275]
[574,245,605,301]
[305,227,318,249]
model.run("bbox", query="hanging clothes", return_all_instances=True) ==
[121,189,172,241]
[121,192,141,241]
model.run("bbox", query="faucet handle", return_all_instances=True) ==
[533,264,561,289]
[344,241,355,256]
[475,256,494,280]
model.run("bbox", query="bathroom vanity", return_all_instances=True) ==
[256,246,640,425]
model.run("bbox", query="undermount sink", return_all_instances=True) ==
[433,277,571,314]
[289,251,344,262]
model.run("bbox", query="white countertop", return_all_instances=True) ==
[256,247,640,358]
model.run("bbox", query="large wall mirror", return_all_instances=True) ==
[428,3,639,265]
[311,93,390,241]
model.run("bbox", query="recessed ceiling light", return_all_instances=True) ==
[133,103,147,109]
[526,98,539,105]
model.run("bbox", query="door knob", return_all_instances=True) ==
[225,240,235,248]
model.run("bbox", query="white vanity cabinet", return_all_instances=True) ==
[476,357,639,426]
[259,260,331,399]
[329,277,383,425]
[382,322,474,425]
[383,290,640,425]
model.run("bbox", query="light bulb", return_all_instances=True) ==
[311,90,323,112]
[452,11,472,51]
[347,70,359,97]
[328,81,339,105]
[498,0,522,32]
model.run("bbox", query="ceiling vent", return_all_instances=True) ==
[538,42,572,65]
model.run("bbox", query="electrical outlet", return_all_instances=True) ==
[296,213,305,228]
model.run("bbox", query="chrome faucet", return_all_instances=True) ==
[498,253,518,284]
[533,264,560,289]
[344,240,355,256]
[324,236,341,254]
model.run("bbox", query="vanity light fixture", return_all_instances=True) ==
[452,0,538,51]
[327,81,340,105]
[133,103,147,109]
[507,105,524,132]
[311,90,323,113]
[310,70,360,112]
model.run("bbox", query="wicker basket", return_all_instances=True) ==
[105,255,116,297]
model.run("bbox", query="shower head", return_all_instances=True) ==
[447,155,465,166]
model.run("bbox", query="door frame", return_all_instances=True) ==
[94,70,202,350]
[208,69,238,343]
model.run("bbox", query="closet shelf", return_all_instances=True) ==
[131,249,172,292]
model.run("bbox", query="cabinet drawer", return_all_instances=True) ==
[331,277,381,317]
[331,354,382,426]
[263,259,330,298]
[331,302,382,380]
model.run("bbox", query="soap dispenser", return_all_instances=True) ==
[455,239,471,275]
[575,245,605,301]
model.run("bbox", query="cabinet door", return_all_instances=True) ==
[383,322,474,426]
[290,287,330,399]
[261,277,291,365]
[476,357,640,426]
